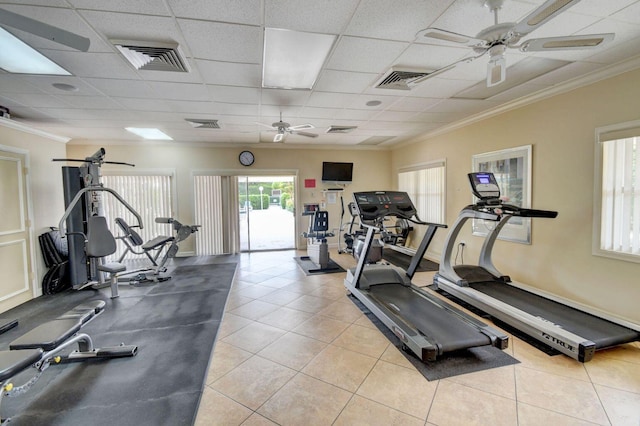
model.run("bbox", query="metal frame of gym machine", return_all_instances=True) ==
[433,172,640,362]
[344,191,508,362]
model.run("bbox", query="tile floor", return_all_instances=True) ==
[195,250,640,426]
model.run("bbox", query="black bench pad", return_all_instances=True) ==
[142,235,174,250]
[0,349,43,381]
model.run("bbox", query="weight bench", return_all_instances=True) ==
[0,301,137,423]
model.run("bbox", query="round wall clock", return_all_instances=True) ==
[239,150,255,166]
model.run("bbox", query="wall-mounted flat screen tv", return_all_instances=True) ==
[322,161,353,183]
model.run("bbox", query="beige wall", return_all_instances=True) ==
[0,123,68,299]
[66,144,391,252]
[391,68,640,325]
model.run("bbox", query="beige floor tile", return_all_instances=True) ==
[428,380,517,426]
[206,341,253,384]
[256,306,314,331]
[225,293,254,311]
[586,356,640,394]
[195,387,252,426]
[258,276,296,289]
[240,413,278,425]
[217,313,253,339]
[511,336,591,381]
[235,284,278,299]
[308,285,349,301]
[333,395,425,426]
[257,373,352,425]
[257,289,303,306]
[595,384,640,426]
[515,366,609,424]
[302,344,377,392]
[279,280,322,295]
[357,360,437,419]
[379,344,415,369]
[221,321,286,353]
[317,299,363,323]
[445,364,516,400]
[353,314,377,329]
[235,271,275,284]
[258,332,327,370]
[292,314,350,342]
[332,323,390,358]
[285,294,335,313]
[212,355,296,411]
[597,343,640,364]
[228,299,280,321]
[517,402,599,426]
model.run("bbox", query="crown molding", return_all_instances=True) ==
[0,117,70,143]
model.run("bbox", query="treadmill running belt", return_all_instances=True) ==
[470,281,639,349]
[369,284,492,353]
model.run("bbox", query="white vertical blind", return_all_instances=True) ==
[600,137,639,255]
[194,175,224,255]
[398,162,445,224]
[102,174,173,261]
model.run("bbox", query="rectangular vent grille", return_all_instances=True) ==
[186,119,220,129]
[112,40,189,72]
[375,69,431,90]
[358,136,395,145]
[326,125,357,134]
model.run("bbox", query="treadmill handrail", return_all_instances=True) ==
[462,202,558,220]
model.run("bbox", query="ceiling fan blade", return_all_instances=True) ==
[513,0,581,37]
[273,133,284,143]
[292,131,318,138]
[0,7,90,51]
[288,123,314,131]
[519,33,614,52]
[415,27,487,48]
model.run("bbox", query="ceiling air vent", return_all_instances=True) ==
[375,67,432,90]
[111,40,190,72]
[326,125,357,134]
[358,136,395,145]
[185,119,220,129]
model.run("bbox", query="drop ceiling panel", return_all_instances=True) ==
[264,0,360,33]
[167,0,261,25]
[67,0,172,15]
[570,0,637,18]
[17,76,103,96]
[207,86,260,104]
[305,92,352,109]
[83,78,156,98]
[346,94,402,110]
[314,70,378,93]
[195,60,262,86]
[261,89,311,106]
[55,95,123,109]
[146,82,210,101]
[0,75,46,94]
[388,97,441,112]
[345,0,454,41]
[611,2,640,23]
[114,97,174,112]
[41,51,141,79]
[326,37,409,73]
[394,43,469,70]
[519,10,602,40]
[583,36,640,64]
[177,19,262,63]
[3,93,72,108]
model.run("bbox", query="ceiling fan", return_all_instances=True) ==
[0,7,90,51]
[413,0,614,87]
[256,113,318,142]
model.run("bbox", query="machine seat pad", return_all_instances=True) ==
[10,319,83,351]
[142,235,174,250]
[0,349,43,381]
[56,300,105,324]
[98,262,126,274]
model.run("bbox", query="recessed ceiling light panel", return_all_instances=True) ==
[0,27,71,75]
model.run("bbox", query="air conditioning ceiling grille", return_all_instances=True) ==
[112,40,189,72]
[326,126,357,134]
[375,69,431,90]
[186,119,220,129]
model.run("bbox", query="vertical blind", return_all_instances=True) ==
[398,162,445,224]
[193,175,240,255]
[102,174,173,261]
[600,136,640,255]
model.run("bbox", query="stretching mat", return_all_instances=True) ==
[349,296,519,381]
[0,260,237,426]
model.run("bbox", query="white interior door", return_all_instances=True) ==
[0,148,34,313]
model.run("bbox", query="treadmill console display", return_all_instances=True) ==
[468,172,500,200]
[353,191,417,221]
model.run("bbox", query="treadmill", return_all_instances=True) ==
[434,172,640,362]
[344,191,508,362]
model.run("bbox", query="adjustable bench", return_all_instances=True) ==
[0,301,137,423]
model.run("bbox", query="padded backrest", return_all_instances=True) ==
[86,216,117,258]
[312,211,329,232]
[115,217,144,246]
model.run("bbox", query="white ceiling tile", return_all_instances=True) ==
[259,105,302,119]
[326,37,410,73]
[41,51,141,79]
[410,110,466,123]
[177,19,262,63]
[570,0,638,18]
[18,76,103,96]
[2,93,72,108]
[83,78,156,98]
[305,92,353,108]
[408,77,477,98]
[298,106,337,120]
[345,94,402,110]
[337,109,380,120]
[264,0,360,33]
[394,43,470,71]
[164,100,217,114]
[526,61,601,85]
[261,89,311,106]
[611,1,640,24]
[114,97,174,112]
[207,86,260,104]
[372,110,421,122]
[55,95,123,109]
[0,75,45,94]
[582,35,640,64]
[167,0,262,25]
[485,82,549,102]
[314,70,378,93]
[345,0,453,41]
[387,96,441,112]
[68,0,172,15]
[426,98,498,114]
[195,60,262,86]
[216,103,260,116]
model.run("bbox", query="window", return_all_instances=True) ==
[102,173,174,261]
[398,160,445,224]
[594,120,640,262]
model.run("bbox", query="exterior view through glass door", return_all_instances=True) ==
[238,175,295,251]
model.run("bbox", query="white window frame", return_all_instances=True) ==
[593,119,640,263]
[397,159,446,224]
